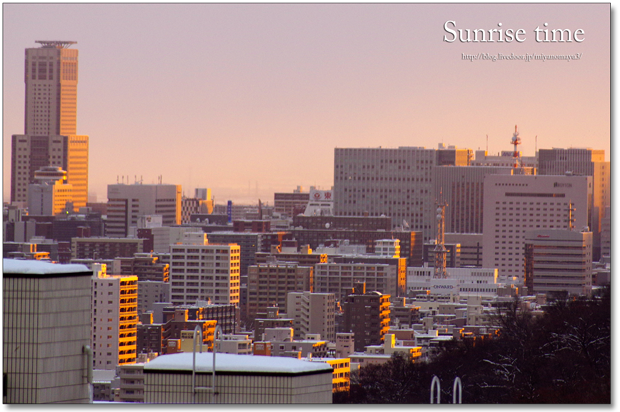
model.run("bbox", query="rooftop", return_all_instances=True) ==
[144,352,332,375]
[4,259,90,275]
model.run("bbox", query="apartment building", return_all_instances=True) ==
[246,262,313,320]
[169,232,240,306]
[286,291,336,342]
[92,264,138,370]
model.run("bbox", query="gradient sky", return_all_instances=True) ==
[3,4,610,204]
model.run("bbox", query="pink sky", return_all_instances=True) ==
[3,4,610,204]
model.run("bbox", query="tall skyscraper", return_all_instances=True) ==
[11,41,89,210]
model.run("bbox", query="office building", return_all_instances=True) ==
[433,166,513,234]
[287,291,336,342]
[471,150,537,168]
[482,174,591,284]
[169,232,240,306]
[92,264,138,370]
[106,183,182,238]
[3,259,92,403]
[524,229,593,296]
[12,134,89,210]
[445,233,483,267]
[11,41,88,209]
[333,145,470,240]
[538,148,610,260]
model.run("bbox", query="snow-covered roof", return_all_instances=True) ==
[3,259,90,275]
[144,353,333,375]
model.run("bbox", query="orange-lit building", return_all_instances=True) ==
[342,283,390,352]
[92,264,138,369]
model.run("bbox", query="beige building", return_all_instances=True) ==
[169,232,241,306]
[286,291,336,342]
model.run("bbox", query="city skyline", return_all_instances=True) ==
[3,3,610,204]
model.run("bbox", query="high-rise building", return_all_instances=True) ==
[432,166,513,234]
[334,145,470,240]
[92,264,138,370]
[106,183,182,238]
[482,174,592,284]
[538,148,610,260]
[11,41,89,209]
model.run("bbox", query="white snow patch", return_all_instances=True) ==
[3,259,90,275]
[144,352,333,374]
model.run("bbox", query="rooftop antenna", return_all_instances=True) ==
[486,134,488,152]
[511,125,521,169]
[535,135,538,154]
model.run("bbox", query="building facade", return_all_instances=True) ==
[482,174,591,284]
[538,148,610,260]
[246,262,313,320]
[11,40,88,209]
[286,291,336,342]
[169,232,240,306]
[92,264,138,370]
[106,183,182,238]
[334,146,470,240]
[3,259,92,403]
[342,284,391,352]
[524,229,593,296]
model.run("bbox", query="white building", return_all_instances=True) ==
[471,150,537,168]
[374,239,400,257]
[407,267,503,297]
[482,174,592,284]
[216,334,253,355]
[143,352,333,403]
[3,259,92,403]
[169,232,240,306]
[27,166,73,215]
[92,264,138,370]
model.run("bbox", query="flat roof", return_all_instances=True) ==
[144,353,332,376]
[3,259,91,277]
